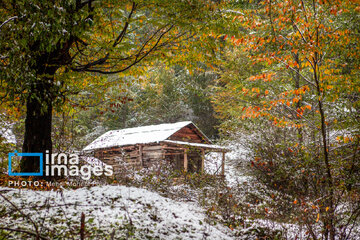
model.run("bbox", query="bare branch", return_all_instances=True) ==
[0,227,50,240]
[272,56,316,87]
[113,1,137,48]
[0,192,40,238]
[0,16,18,30]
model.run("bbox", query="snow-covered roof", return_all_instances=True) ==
[84,121,200,151]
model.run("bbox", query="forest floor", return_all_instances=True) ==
[0,185,234,239]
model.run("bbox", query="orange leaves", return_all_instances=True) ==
[251,87,258,93]
[290,85,310,97]
[248,72,275,82]
[241,105,263,119]
[330,5,339,16]
[291,49,299,54]
[292,97,299,104]
[232,38,244,45]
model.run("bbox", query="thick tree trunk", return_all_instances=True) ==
[20,80,53,174]
[19,37,70,174]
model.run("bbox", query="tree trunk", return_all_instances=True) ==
[19,38,70,174]
[20,79,53,174]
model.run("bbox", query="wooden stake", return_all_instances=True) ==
[80,212,85,240]
[221,151,225,175]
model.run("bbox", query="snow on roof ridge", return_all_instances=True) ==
[109,121,193,135]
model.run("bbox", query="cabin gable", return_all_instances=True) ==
[167,124,210,144]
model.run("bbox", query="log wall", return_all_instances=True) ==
[93,142,204,177]
[94,144,168,176]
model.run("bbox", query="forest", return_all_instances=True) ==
[0,0,359,239]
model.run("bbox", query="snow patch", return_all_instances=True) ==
[0,185,234,239]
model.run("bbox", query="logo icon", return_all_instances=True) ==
[8,150,43,176]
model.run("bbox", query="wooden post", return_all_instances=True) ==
[221,151,225,175]
[201,149,205,173]
[184,149,188,172]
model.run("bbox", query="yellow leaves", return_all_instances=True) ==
[316,213,320,222]
[326,207,329,212]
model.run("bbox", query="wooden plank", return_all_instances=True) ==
[169,134,203,143]
[129,152,139,158]
[187,125,210,143]
[162,146,186,151]
[172,131,199,137]
[143,152,163,158]
[164,152,183,156]
[143,145,163,151]
[169,126,204,143]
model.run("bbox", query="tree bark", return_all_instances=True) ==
[20,79,53,174]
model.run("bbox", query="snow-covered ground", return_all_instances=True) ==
[0,122,16,144]
[205,140,251,186]
[0,185,234,239]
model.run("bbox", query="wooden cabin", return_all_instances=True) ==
[83,121,228,177]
